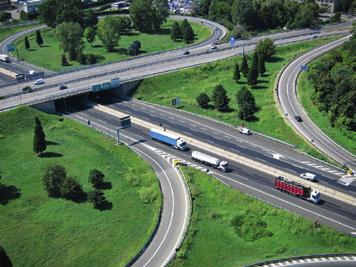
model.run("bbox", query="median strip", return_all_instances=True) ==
[92,102,356,207]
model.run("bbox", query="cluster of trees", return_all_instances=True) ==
[334,0,356,14]
[308,28,356,130]
[24,30,44,50]
[129,0,169,33]
[171,19,195,43]
[192,0,320,31]
[0,12,11,23]
[42,165,111,210]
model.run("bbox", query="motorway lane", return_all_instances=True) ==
[277,36,356,170]
[102,98,356,196]
[66,109,190,267]
[0,27,350,109]
[66,103,356,234]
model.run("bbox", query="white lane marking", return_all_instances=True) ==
[212,172,356,232]
[169,116,175,120]
[179,120,185,123]
[190,124,197,128]
[335,172,345,175]
[328,170,337,173]
[321,168,330,171]
[301,161,310,164]
[308,163,317,166]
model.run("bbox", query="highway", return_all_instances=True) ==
[65,102,356,235]
[0,24,351,110]
[277,35,356,170]
[67,109,190,267]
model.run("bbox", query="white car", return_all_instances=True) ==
[210,44,217,50]
[300,172,317,182]
[34,78,44,85]
[239,127,251,135]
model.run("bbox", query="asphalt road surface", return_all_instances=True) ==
[277,35,356,170]
[67,110,190,267]
[65,102,356,235]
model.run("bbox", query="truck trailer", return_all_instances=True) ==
[0,54,10,63]
[149,128,187,151]
[191,151,228,172]
[275,176,320,204]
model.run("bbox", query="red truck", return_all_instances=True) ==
[275,176,320,204]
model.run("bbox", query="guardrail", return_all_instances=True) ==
[246,253,356,267]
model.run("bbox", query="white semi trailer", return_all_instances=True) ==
[191,151,228,172]
[0,54,10,63]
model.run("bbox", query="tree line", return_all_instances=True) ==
[192,0,321,33]
[308,26,356,131]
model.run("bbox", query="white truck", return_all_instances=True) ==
[0,54,10,63]
[191,151,228,172]
[238,127,251,135]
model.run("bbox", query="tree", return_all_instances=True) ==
[128,40,141,56]
[233,62,241,82]
[257,53,266,76]
[130,0,169,33]
[36,30,43,46]
[24,36,30,50]
[255,38,275,61]
[170,21,182,41]
[196,93,211,108]
[86,54,97,65]
[97,16,122,52]
[241,54,249,77]
[83,9,98,28]
[183,23,195,43]
[61,54,68,66]
[231,0,258,28]
[180,19,190,36]
[88,189,106,209]
[84,27,96,47]
[56,22,83,60]
[0,12,11,23]
[247,52,259,86]
[76,52,87,65]
[33,117,46,156]
[42,165,66,198]
[88,169,105,189]
[236,87,258,121]
[0,245,12,267]
[212,84,230,112]
[60,176,84,201]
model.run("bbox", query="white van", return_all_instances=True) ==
[239,127,251,135]
[34,78,44,85]
[300,172,317,182]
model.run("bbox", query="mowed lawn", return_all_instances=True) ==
[133,36,340,160]
[0,107,161,267]
[14,20,211,71]
[0,23,40,42]
[298,58,356,155]
[171,167,356,267]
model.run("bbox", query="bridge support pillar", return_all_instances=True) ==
[33,100,56,114]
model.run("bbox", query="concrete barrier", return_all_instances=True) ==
[92,103,356,207]
[0,66,18,79]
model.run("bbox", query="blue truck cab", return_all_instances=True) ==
[149,129,188,151]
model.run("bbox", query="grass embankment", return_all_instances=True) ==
[171,167,356,267]
[133,36,340,160]
[0,23,40,42]
[298,56,356,155]
[14,20,211,71]
[0,107,161,266]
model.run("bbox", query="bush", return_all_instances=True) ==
[0,12,11,23]
[88,169,105,189]
[255,38,276,60]
[42,165,66,198]
[88,189,106,209]
[76,53,87,65]
[60,176,85,201]
[196,93,211,108]
[86,54,97,65]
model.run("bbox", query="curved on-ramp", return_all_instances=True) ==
[67,111,191,267]
[277,35,356,170]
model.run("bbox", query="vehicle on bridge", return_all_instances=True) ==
[275,176,320,204]
[149,128,187,151]
[191,150,228,172]
[0,54,10,63]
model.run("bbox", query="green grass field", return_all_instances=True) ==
[133,36,341,160]
[171,167,356,267]
[298,59,356,155]
[14,20,211,71]
[0,107,161,267]
[0,23,40,42]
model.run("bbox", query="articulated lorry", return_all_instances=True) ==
[275,176,320,204]
[149,128,187,150]
[0,54,10,63]
[191,151,228,172]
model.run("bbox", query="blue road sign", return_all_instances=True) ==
[176,97,180,106]
[6,44,15,52]
[111,78,120,88]
[229,37,236,46]
[301,65,308,71]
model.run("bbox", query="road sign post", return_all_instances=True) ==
[116,116,131,143]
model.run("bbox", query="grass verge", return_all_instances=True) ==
[0,23,40,42]
[132,36,341,161]
[298,58,356,155]
[0,107,161,267]
[14,20,211,71]
[171,167,356,267]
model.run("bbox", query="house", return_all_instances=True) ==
[23,0,42,13]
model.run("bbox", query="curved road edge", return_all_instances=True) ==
[276,35,356,170]
[66,112,191,267]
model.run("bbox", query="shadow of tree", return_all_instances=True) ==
[97,200,113,211]
[0,184,21,205]
[96,181,112,190]
[46,140,60,146]
[40,152,63,158]
[268,56,283,63]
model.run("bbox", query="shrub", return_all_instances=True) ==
[42,165,66,198]
[88,189,106,209]
[88,169,105,189]
[60,176,85,201]
[196,93,211,108]
[86,54,97,65]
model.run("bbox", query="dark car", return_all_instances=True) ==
[294,115,303,122]
[59,85,68,90]
[183,51,190,55]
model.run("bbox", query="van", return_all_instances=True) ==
[300,172,317,182]
[34,78,44,85]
